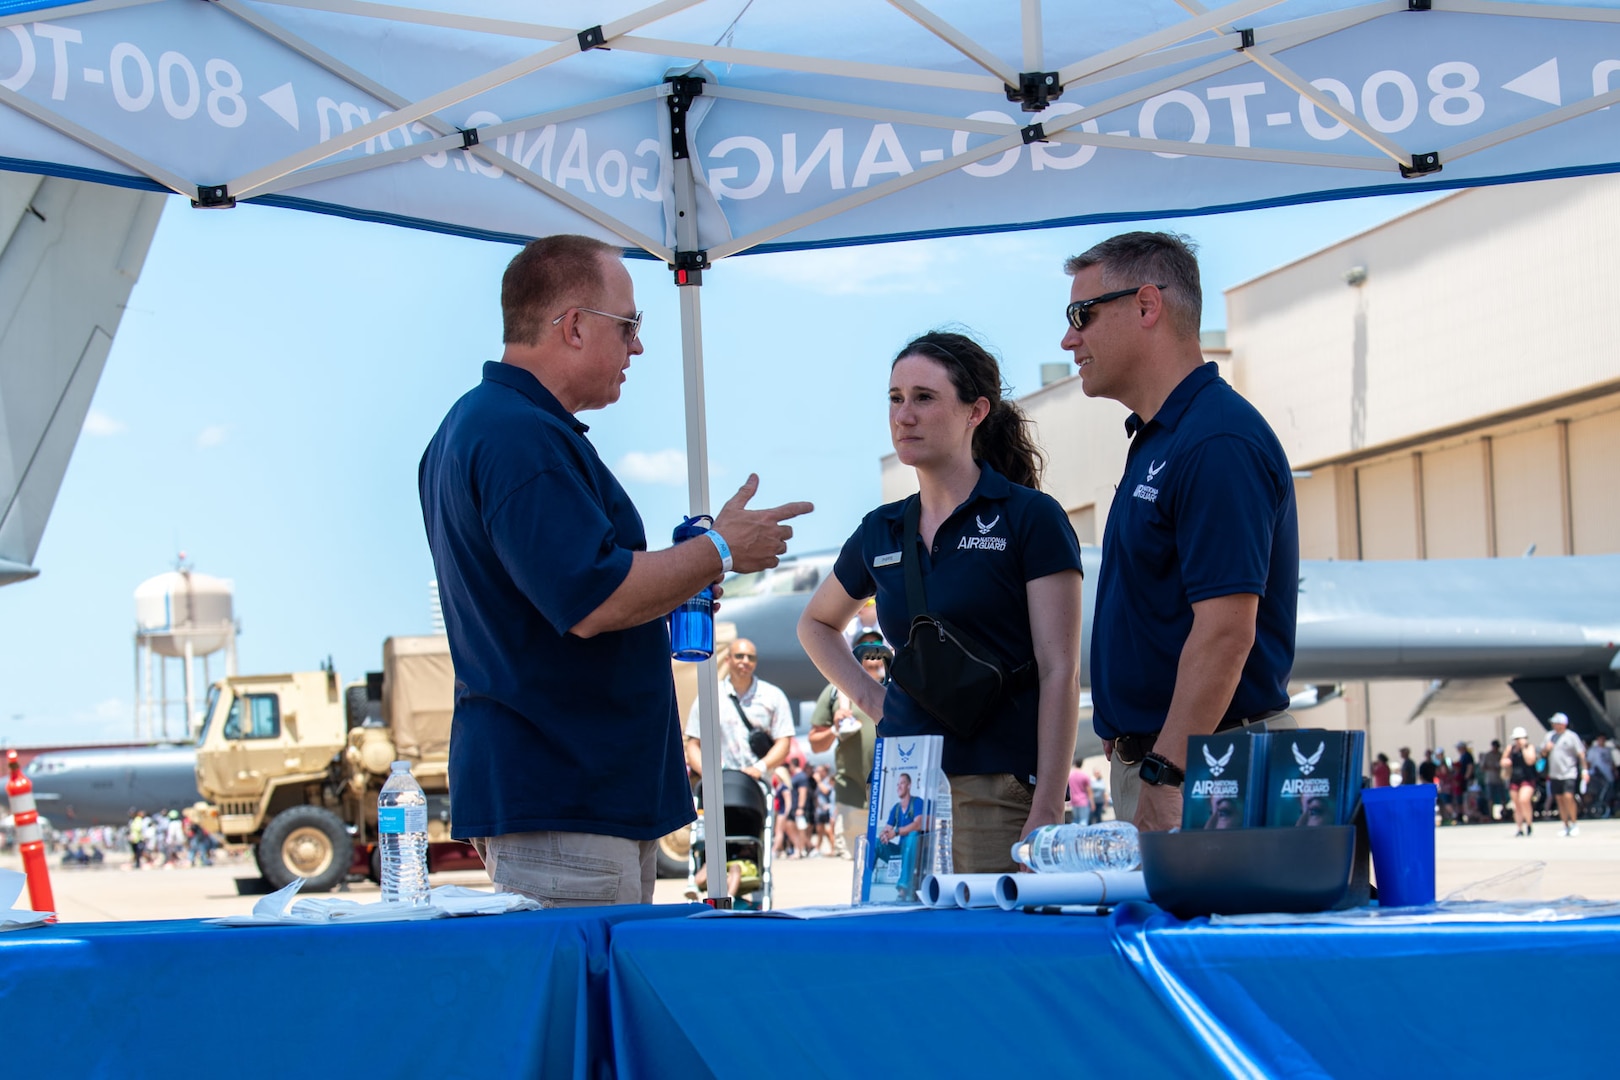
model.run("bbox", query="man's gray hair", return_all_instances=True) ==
[1064,231,1202,340]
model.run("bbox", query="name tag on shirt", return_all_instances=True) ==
[873,551,902,568]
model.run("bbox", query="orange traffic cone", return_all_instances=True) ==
[6,750,57,921]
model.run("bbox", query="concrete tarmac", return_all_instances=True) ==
[5,818,1617,921]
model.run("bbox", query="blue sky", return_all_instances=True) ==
[0,188,1438,747]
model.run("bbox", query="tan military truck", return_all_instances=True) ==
[194,636,459,892]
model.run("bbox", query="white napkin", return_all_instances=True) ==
[206,880,538,927]
[0,868,52,931]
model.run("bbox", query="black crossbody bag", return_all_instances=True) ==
[888,497,1037,739]
[729,694,777,760]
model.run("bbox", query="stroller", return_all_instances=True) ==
[689,769,776,910]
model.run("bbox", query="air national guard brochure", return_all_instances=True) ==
[1182,731,1270,829]
[1264,730,1365,828]
[860,735,945,904]
[1182,729,1366,830]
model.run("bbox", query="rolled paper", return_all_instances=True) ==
[918,873,1006,908]
[918,874,958,909]
[952,875,1006,909]
[993,870,1150,910]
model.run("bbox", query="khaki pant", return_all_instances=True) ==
[1111,712,1298,826]
[947,773,1034,874]
[471,831,657,907]
[836,804,868,856]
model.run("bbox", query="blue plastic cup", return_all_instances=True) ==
[1362,784,1437,908]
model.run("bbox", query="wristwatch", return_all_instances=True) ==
[1139,752,1186,788]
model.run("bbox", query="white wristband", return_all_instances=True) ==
[705,529,732,573]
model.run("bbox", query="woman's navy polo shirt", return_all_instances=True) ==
[418,361,694,842]
[1090,362,1299,740]
[833,463,1082,781]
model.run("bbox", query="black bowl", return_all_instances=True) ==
[1139,826,1356,919]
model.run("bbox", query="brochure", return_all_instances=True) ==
[860,734,946,904]
[1182,730,1269,830]
[1265,729,1360,827]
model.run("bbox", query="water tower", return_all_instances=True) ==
[133,554,237,740]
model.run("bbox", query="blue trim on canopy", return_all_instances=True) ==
[6,153,1620,263]
[0,0,81,14]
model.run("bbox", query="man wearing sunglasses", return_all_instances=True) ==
[1061,231,1298,835]
[420,233,812,907]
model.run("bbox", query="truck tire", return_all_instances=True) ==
[258,806,352,893]
[655,824,691,879]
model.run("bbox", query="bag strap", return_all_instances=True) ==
[901,495,928,620]
[728,692,762,735]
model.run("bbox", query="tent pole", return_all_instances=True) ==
[672,145,731,906]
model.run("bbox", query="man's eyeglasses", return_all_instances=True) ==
[1065,284,1166,331]
[731,652,757,662]
[552,306,643,342]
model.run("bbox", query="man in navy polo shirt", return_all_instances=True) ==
[1061,232,1298,833]
[419,234,811,906]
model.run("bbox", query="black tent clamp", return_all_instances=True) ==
[193,184,234,209]
[577,24,606,51]
[673,249,709,287]
[1005,71,1062,113]
[1401,151,1442,178]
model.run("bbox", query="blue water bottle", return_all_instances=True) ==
[671,515,716,661]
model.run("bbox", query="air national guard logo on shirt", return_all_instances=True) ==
[958,514,1007,552]
[1133,459,1167,503]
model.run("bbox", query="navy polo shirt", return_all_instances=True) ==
[1091,362,1298,740]
[833,463,1082,781]
[418,361,694,842]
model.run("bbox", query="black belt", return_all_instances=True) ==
[1112,710,1286,766]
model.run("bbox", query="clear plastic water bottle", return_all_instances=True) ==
[670,514,716,661]
[378,760,429,905]
[1011,821,1140,873]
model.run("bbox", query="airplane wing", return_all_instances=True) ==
[0,175,164,585]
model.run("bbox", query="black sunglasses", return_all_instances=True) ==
[1065,284,1166,331]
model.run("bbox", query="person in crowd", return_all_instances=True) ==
[684,637,794,784]
[419,233,810,907]
[1091,766,1111,820]
[1435,751,1455,824]
[1503,726,1539,837]
[1068,761,1093,826]
[1587,734,1614,817]
[127,809,145,871]
[843,597,882,649]
[1478,740,1505,821]
[1398,747,1417,787]
[1542,713,1589,837]
[1454,741,1478,823]
[798,330,1083,874]
[1372,753,1391,788]
[808,631,888,857]
[813,764,836,855]
[790,757,816,857]
[1419,750,1438,786]
[1056,231,1299,833]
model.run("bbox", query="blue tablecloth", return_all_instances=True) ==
[3,904,696,1080]
[608,906,1216,1077]
[607,904,1620,1078]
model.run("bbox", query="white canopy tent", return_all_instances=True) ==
[5,0,1620,896]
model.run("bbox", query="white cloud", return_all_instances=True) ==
[196,424,228,448]
[83,409,126,436]
[616,448,688,486]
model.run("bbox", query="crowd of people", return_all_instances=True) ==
[1370,714,1617,836]
[122,809,219,869]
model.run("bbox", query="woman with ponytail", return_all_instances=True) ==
[797,331,1083,874]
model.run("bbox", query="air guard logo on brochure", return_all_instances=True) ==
[1133,460,1166,503]
[895,739,918,764]
[1181,731,1258,830]
[958,514,1007,551]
